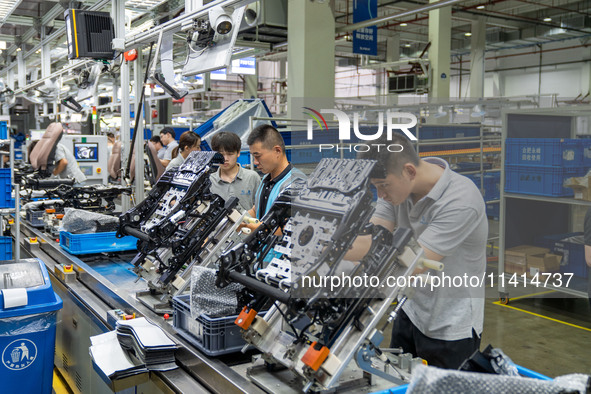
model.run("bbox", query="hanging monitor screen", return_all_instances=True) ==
[64,9,115,60]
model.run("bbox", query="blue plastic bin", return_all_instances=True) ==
[466,173,500,201]
[59,231,138,255]
[0,168,14,208]
[504,165,586,197]
[0,122,6,140]
[486,202,499,219]
[0,236,12,260]
[534,232,587,278]
[0,259,63,394]
[506,138,584,167]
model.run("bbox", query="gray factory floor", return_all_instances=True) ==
[382,219,591,378]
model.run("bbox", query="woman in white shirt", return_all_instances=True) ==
[165,131,201,170]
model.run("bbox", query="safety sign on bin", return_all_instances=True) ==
[2,339,37,370]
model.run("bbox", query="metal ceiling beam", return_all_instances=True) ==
[335,0,467,34]
[3,15,65,28]
[124,0,255,47]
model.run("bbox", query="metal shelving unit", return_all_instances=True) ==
[498,108,590,302]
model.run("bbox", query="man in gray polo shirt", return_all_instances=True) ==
[159,127,178,168]
[53,143,87,185]
[209,132,261,211]
[352,133,487,369]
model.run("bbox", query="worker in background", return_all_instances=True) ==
[246,124,306,227]
[348,133,487,369]
[106,132,115,156]
[584,208,591,308]
[53,142,87,185]
[159,127,178,168]
[150,136,165,159]
[209,131,261,212]
[165,131,201,170]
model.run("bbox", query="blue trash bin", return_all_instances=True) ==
[0,258,63,394]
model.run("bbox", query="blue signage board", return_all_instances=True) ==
[352,0,378,56]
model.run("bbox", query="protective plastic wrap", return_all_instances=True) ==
[61,208,119,234]
[407,364,591,394]
[190,266,243,318]
[0,311,58,336]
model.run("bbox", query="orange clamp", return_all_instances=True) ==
[56,214,64,219]
[46,208,56,214]
[301,342,330,372]
[235,306,257,330]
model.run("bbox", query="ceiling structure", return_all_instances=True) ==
[0,0,589,98]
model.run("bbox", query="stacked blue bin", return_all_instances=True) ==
[465,172,500,218]
[0,259,63,394]
[505,138,588,197]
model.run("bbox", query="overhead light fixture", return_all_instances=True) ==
[434,106,447,118]
[400,23,408,27]
[61,96,83,112]
[404,44,412,48]
[16,47,21,52]
[543,17,552,22]
[465,32,472,37]
[208,5,233,35]
[471,104,486,118]
[476,5,485,9]
[0,41,6,50]
[0,0,23,24]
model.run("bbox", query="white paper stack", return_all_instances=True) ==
[89,331,148,380]
[116,317,178,371]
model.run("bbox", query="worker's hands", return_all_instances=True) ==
[237,217,261,233]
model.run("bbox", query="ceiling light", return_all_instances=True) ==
[0,41,6,50]
[404,44,412,48]
[471,104,486,117]
[0,0,23,24]
[476,5,485,9]
[434,106,447,118]
[400,23,408,27]
[543,17,552,22]
[16,47,21,52]
[465,32,472,37]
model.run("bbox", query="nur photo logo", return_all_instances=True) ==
[303,108,418,152]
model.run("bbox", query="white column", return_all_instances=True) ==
[428,0,451,99]
[469,16,486,98]
[287,0,335,118]
[113,0,131,209]
[243,65,258,99]
[385,33,400,106]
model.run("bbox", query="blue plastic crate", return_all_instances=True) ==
[412,125,480,140]
[582,140,591,167]
[454,162,493,173]
[0,122,6,140]
[534,232,586,278]
[288,147,352,164]
[0,236,12,260]
[506,138,584,167]
[466,172,500,201]
[504,165,585,197]
[0,168,13,208]
[486,202,499,219]
[59,231,138,255]
[173,295,261,356]
[237,151,251,166]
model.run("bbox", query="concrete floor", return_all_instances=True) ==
[382,219,591,378]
